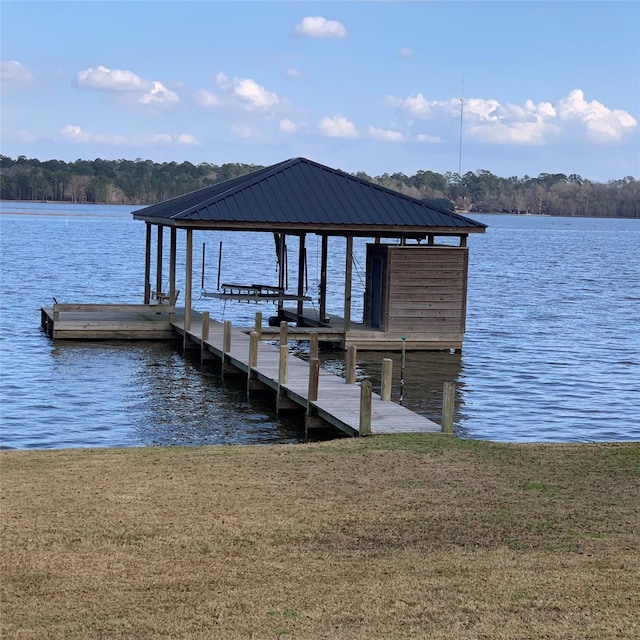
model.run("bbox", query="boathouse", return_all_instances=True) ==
[132,157,486,351]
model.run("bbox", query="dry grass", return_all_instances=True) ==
[1,436,639,639]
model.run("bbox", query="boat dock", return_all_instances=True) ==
[40,304,442,437]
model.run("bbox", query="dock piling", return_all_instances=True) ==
[442,381,456,434]
[359,380,372,436]
[201,311,210,342]
[223,320,232,353]
[381,358,393,401]
[309,331,319,360]
[308,357,320,402]
[279,345,289,385]
[346,345,357,384]
[254,312,262,340]
[249,331,259,368]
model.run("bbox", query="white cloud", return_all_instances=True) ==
[388,88,636,146]
[368,126,405,142]
[234,78,279,108]
[318,115,358,138]
[466,98,560,144]
[60,125,96,143]
[194,89,222,109]
[416,134,441,144]
[74,65,179,110]
[284,68,301,78]
[60,124,199,146]
[294,16,347,38]
[75,65,148,91]
[280,118,298,133]
[1,60,33,85]
[398,48,414,58]
[388,92,436,118]
[176,134,200,145]
[556,89,637,142]
[215,72,280,110]
[139,81,179,106]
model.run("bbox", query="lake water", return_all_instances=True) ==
[1,201,638,448]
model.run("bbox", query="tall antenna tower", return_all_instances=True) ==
[458,80,465,176]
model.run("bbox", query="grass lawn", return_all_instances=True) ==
[2,436,639,639]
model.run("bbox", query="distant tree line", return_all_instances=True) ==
[1,155,638,218]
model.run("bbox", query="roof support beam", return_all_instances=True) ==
[155,225,164,295]
[169,227,177,304]
[184,228,193,331]
[296,233,306,320]
[344,236,353,332]
[144,223,152,304]
[277,234,286,314]
[319,235,328,323]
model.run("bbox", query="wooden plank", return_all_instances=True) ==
[390,301,463,310]
[53,329,174,340]
[53,303,174,313]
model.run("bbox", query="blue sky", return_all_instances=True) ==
[1,1,639,182]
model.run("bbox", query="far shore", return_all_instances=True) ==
[2,436,639,639]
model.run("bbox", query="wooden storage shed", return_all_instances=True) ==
[360,244,468,350]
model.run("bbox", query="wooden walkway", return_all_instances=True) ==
[173,313,441,437]
[40,304,442,437]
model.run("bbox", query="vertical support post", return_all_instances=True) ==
[308,358,320,402]
[344,236,353,332]
[400,336,407,406]
[169,227,177,314]
[459,235,467,247]
[442,381,456,434]
[319,235,328,322]
[247,330,259,397]
[201,311,210,342]
[278,345,289,385]
[279,320,288,347]
[155,225,164,295]
[223,320,232,353]
[359,380,372,436]
[200,310,210,363]
[184,228,193,332]
[381,358,393,401]
[309,331,319,360]
[277,234,286,315]
[144,223,152,304]
[254,311,262,340]
[345,345,357,384]
[296,233,306,319]
[249,331,259,368]
[276,344,290,416]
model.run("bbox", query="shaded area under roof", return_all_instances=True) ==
[133,157,486,236]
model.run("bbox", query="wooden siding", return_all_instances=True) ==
[387,246,468,333]
[363,244,468,349]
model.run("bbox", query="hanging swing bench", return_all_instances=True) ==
[200,233,312,304]
[202,283,311,303]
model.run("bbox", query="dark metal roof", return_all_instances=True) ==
[133,157,486,236]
